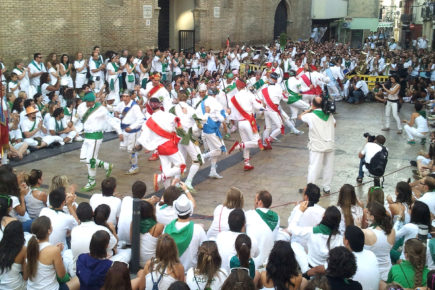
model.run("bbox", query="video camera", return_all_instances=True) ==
[321,85,336,114]
[363,132,376,142]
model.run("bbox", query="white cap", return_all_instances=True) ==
[198,83,207,92]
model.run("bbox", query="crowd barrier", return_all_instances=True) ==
[346,74,389,91]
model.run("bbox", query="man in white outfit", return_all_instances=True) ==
[299,96,336,194]
[115,92,145,175]
[282,70,309,134]
[228,79,264,170]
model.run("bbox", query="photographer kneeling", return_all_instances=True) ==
[357,134,387,184]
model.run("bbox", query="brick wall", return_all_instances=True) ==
[0,0,310,69]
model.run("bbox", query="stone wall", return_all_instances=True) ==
[0,0,311,68]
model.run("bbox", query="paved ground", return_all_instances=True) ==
[13,102,420,229]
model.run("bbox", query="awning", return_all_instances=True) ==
[378,22,394,28]
[350,18,379,32]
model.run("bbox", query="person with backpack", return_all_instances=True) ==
[356,134,387,184]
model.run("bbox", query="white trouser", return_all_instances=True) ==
[120,131,140,153]
[385,101,402,130]
[61,76,74,88]
[75,73,87,89]
[159,151,186,187]
[307,150,334,191]
[263,111,282,140]
[302,94,316,104]
[288,100,310,120]
[291,241,310,274]
[80,138,107,180]
[24,135,63,147]
[179,140,202,183]
[327,84,341,100]
[239,120,260,160]
[404,124,427,141]
[59,131,78,140]
[202,132,224,164]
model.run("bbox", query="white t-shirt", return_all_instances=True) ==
[361,142,384,173]
[419,192,435,215]
[9,196,31,222]
[89,194,122,226]
[206,205,236,240]
[185,267,228,290]
[355,80,369,96]
[39,207,78,250]
[352,249,380,290]
[117,196,133,243]
[156,204,177,225]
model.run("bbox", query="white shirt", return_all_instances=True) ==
[287,203,325,248]
[77,102,121,134]
[419,191,435,215]
[261,84,283,112]
[28,61,46,87]
[152,56,162,73]
[117,196,133,243]
[245,208,280,268]
[70,221,117,271]
[337,205,363,234]
[216,231,259,273]
[300,109,335,152]
[361,142,384,173]
[207,205,236,240]
[156,204,177,225]
[185,267,228,290]
[89,193,122,226]
[229,89,263,121]
[138,110,178,151]
[352,249,380,290]
[115,100,145,132]
[355,80,369,96]
[39,207,78,250]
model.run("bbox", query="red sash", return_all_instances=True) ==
[261,87,280,113]
[261,87,285,134]
[230,96,258,133]
[145,103,153,115]
[146,117,180,155]
[148,83,164,98]
[300,74,318,95]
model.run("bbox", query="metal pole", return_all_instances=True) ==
[130,198,141,273]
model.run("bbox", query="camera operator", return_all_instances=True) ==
[298,96,336,194]
[381,75,402,134]
[356,134,386,183]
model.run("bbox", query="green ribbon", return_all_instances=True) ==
[224,82,237,94]
[63,63,70,76]
[164,220,194,256]
[312,110,330,121]
[82,103,101,123]
[255,209,278,231]
[313,223,332,235]
[140,218,157,234]
[285,81,302,104]
[253,79,265,90]
[418,110,427,119]
[55,119,64,132]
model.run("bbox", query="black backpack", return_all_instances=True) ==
[367,146,388,177]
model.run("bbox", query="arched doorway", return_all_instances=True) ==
[158,0,170,50]
[274,0,288,40]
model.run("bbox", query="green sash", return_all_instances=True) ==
[255,209,278,231]
[112,62,119,72]
[140,218,157,234]
[55,119,64,132]
[429,238,435,263]
[164,220,194,256]
[29,120,37,132]
[312,110,330,121]
[63,63,70,76]
[224,82,236,94]
[82,102,101,123]
[63,107,71,116]
[160,204,168,210]
[313,223,331,235]
[31,60,42,71]
[93,58,102,68]
[176,127,196,146]
[253,79,265,90]
[195,95,208,109]
[14,67,24,73]
[284,81,302,104]
[141,78,148,88]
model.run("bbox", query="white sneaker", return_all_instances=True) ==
[209,171,223,179]
[125,167,139,175]
[59,141,65,146]
[75,136,83,142]
[293,130,304,135]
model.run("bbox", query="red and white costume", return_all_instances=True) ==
[142,82,172,111]
[260,83,284,147]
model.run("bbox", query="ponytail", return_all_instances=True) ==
[367,201,392,235]
[235,234,251,268]
[26,216,51,280]
[405,239,426,287]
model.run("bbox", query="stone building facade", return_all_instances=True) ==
[0,0,311,68]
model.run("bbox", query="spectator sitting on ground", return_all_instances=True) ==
[90,177,121,226]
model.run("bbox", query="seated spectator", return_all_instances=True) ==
[336,184,363,234]
[230,234,258,281]
[207,187,244,240]
[418,176,435,214]
[245,190,279,268]
[403,102,429,145]
[133,234,185,290]
[387,181,413,223]
[27,216,78,290]
[257,240,303,290]
[90,177,121,226]
[94,204,117,239]
[48,107,79,144]
[324,246,362,289]
[156,186,181,225]
[387,238,429,288]
[287,204,342,269]
[414,132,435,179]
[39,187,78,250]
[348,76,369,104]
[102,261,132,290]
[164,193,206,271]
[185,241,228,290]
[362,201,395,281]
[24,169,47,219]
[138,200,164,267]
[344,225,380,290]
[0,221,27,290]
[221,268,255,290]
[70,203,117,275]
[167,281,189,290]
[48,175,77,214]
[77,230,113,290]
